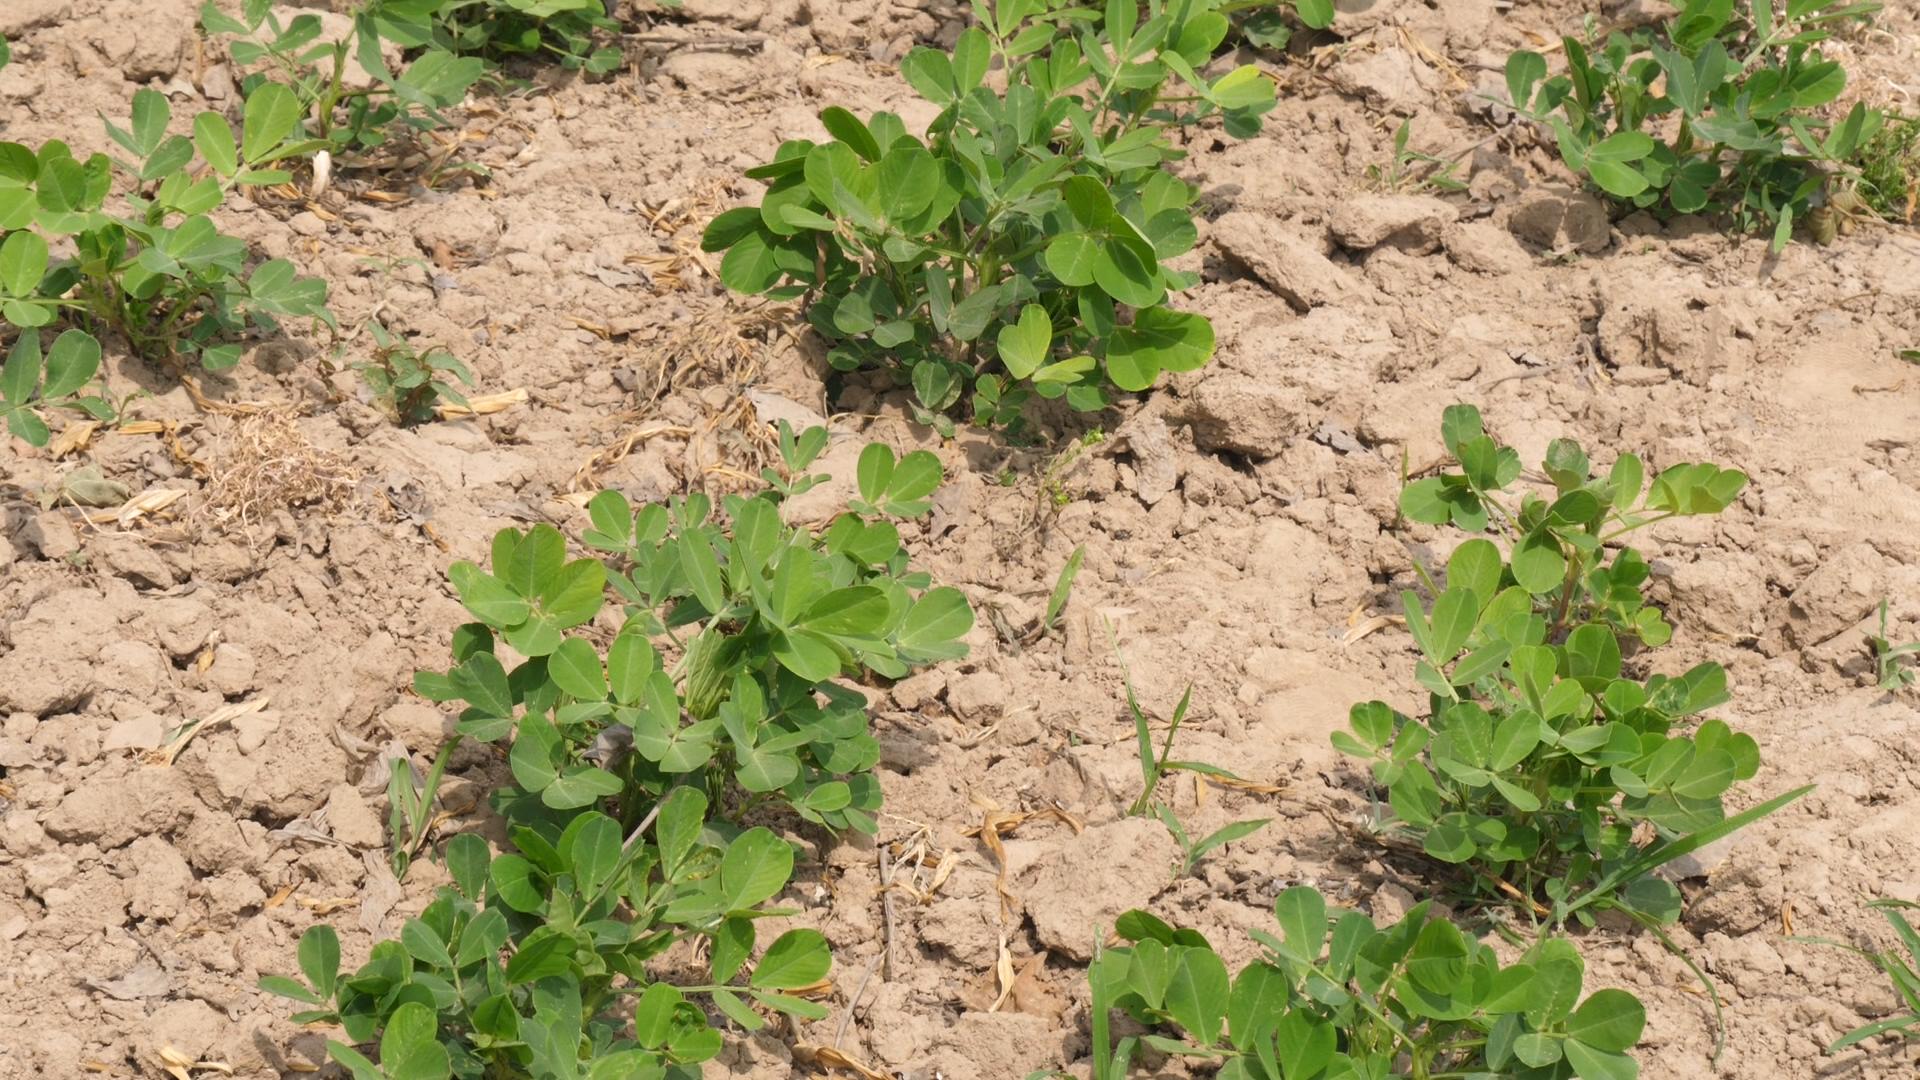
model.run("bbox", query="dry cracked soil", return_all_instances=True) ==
[3,0,1920,1078]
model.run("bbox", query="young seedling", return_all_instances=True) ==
[1153,804,1269,878]
[706,0,1280,431]
[1043,545,1084,635]
[268,433,967,1074]
[3,78,336,449]
[1806,900,1920,1051]
[385,737,460,881]
[1365,118,1470,194]
[1087,887,1648,1080]
[1869,599,1920,691]
[201,0,486,178]
[1506,0,1890,249]
[356,323,475,425]
[1337,404,1810,925]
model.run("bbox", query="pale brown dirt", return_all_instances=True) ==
[3,1,1920,1078]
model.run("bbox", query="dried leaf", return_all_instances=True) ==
[794,1045,890,1080]
[49,421,100,458]
[145,697,270,766]
[85,959,171,1000]
[435,388,527,418]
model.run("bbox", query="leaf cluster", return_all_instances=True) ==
[264,789,832,1080]
[201,0,488,174]
[413,438,973,836]
[1089,887,1647,1080]
[268,435,969,1075]
[1506,0,1888,249]
[1824,900,1920,1051]
[357,322,476,425]
[704,0,1280,432]
[1336,405,1785,924]
[2,79,334,446]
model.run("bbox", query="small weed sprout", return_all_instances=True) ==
[1869,599,1920,691]
[1366,119,1470,194]
[356,323,475,425]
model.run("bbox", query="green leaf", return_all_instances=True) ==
[378,1001,452,1080]
[41,330,100,400]
[1044,231,1101,286]
[1511,529,1566,594]
[1273,886,1327,963]
[819,106,881,162]
[656,785,709,882]
[1293,0,1335,28]
[1507,50,1546,109]
[401,918,454,970]
[504,926,574,984]
[193,111,238,178]
[1106,307,1213,392]
[299,925,341,999]
[679,532,727,614]
[547,637,606,701]
[720,828,793,911]
[446,832,490,902]
[997,303,1052,380]
[895,587,973,662]
[541,764,623,810]
[750,929,831,989]
[1164,946,1230,1047]
[1093,234,1163,308]
[1563,1040,1639,1080]
[855,442,894,507]
[1,331,40,406]
[696,917,751,987]
[0,229,48,297]
[634,983,684,1048]
[240,82,300,164]
[257,975,322,1005]
[1567,989,1646,1053]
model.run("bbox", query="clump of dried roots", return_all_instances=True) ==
[198,411,359,542]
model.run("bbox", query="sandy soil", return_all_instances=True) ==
[4,0,1920,1077]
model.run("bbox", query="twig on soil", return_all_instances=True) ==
[877,846,898,982]
[832,950,882,1051]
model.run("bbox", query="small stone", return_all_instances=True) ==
[233,708,280,754]
[101,713,167,752]
[1212,211,1364,312]
[94,536,175,588]
[379,700,451,753]
[947,671,1007,719]
[207,643,258,697]
[1369,882,1418,926]
[289,211,328,237]
[889,670,948,712]
[324,784,386,849]
[1508,189,1612,254]
[96,641,168,702]
[1326,194,1456,252]
[23,510,80,559]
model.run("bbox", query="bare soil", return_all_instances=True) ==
[4,1,1920,1078]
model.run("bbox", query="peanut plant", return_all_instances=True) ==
[267,433,972,1074]
[1085,888,1647,1080]
[357,323,475,426]
[3,70,334,446]
[706,0,1278,432]
[1337,406,1808,925]
[1506,0,1888,249]
[201,0,487,175]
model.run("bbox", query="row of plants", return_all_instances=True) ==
[264,431,976,1078]
[5,0,662,447]
[1022,409,1791,1080]
[1505,0,1917,250]
[704,0,1324,434]
[1,40,335,444]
